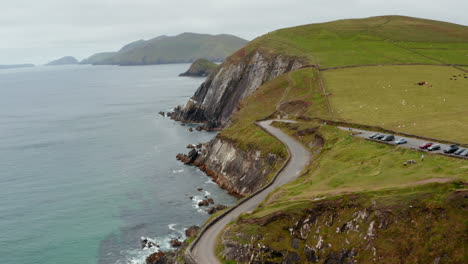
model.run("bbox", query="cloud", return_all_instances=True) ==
[1,0,466,64]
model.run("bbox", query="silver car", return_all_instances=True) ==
[394,138,407,145]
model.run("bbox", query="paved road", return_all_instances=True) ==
[338,127,467,158]
[189,120,311,264]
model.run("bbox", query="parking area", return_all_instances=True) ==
[338,127,468,159]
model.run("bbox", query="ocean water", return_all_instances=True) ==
[0,65,237,264]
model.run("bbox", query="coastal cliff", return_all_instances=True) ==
[177,136,283,196]
[179,59,217,77]
[171,49,304,129]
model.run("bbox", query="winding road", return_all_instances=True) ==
[186,120,311,264]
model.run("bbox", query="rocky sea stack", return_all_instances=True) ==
[179,59,218,77]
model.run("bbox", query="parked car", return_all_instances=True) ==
[454,148,465,155]
[443,144,459,154]
[419,142,434,149]
[376,134,386,140]
[428,144,441,151]
[369,133,380,139]
[383,135,395,141]
[395,138,407,145]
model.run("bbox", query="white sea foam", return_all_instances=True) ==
[205,179,216,185]
[172,169,184,174]
[122,225,187,264]
[203,190,211,196]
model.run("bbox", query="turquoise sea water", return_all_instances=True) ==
[0,65,236,264]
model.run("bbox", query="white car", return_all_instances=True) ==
[394,138,407,145]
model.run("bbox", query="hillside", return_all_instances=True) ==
[172,15,468,130]
[179,59,218,77]
[46,56,79,66]
[81,33,248,66]
[170,16,468,264]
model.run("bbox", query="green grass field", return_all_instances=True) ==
[242,16,468,68]
[322,65,468,143]
[248,122,468,217]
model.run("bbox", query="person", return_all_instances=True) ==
[421,154,425,161]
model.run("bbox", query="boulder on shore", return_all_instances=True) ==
[207,204,228,214]
[146,251,165,264]
[141,238,158,249]
[198,200,209,206]
[170,239,182,247]
[185,225,201,238]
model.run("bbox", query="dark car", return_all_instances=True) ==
[369,133,380,139]
[376,134,386,140]
[382,135,395,141]
[419,142,433,149]
[428,144,441,151]
[443,144,459,154]
[454,148,465,155]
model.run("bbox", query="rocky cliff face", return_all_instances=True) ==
[171,49,304,129]
[219,185,467,264]
[177,136,282,196]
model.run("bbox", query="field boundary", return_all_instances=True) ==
[298,116,468,147]
[320,63,468,72]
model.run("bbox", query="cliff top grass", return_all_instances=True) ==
[322,65,468,143]
[253,121,468,217]
[237,16,468,68]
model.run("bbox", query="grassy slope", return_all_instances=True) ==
[322,65,468,143]
[244,16,468,68]
[257,122,468,215]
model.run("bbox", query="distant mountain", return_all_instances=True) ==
[179,58,218,77]
[81,33,248,66]
[80,52,117,65]
[0,64,34,69]
[46,56,79,66]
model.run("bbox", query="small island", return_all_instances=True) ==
[46,56,79,66]
[179,59,218,77]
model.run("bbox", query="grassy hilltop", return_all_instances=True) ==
[209,16,468,264]
[243,15,468,67]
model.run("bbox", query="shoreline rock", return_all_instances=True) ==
[185,225,200,238]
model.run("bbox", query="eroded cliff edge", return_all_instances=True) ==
[177,137,283,197]
[171,49,305,130]
[172,46,303,196]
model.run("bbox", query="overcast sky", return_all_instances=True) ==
[2,0,467,65]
